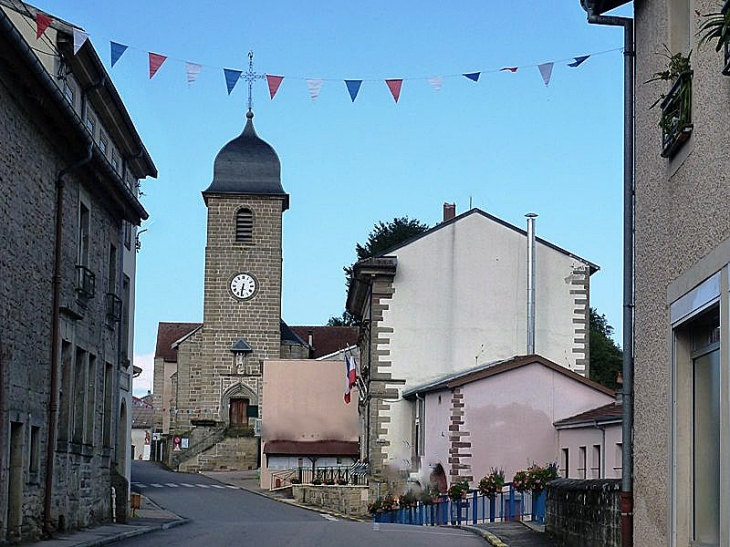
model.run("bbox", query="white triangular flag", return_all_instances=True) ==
[73,28,88,55]
[306,79,323,101]
[427,76,443,92]
[538,62,554,87]
[185,62,202,87]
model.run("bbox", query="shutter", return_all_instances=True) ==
[236,209,253,242]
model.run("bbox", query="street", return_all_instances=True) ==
[122,462,485,546]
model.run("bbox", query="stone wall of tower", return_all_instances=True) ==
[174,194,284,427]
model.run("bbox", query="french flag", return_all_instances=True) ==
[344,354,357,404]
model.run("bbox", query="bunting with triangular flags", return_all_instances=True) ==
[72,28,88,55]
[427,76,443,92]
[385,79,402,103]
[185,62,202,86]
[568,55,590,68]
[538,62,554,86]
[266,74,284,99]
[110,42,128,67]
[500,67,518,73]
[35,12,52,39]
[148,52,167,79]
[224,68,242,95]
[306,79,323,101]
[463,72,480,82]
[345,80,362,102]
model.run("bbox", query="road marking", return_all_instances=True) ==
[211,485,225,489]
[150,484,163,488]
[180,483,196,488]
[134,484,148,489]
[321,514,338,521]
[225,485,238,489]
[197,484,210,488]
[165,483,180,488]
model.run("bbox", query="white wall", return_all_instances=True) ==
[379,212,593,469]
[557,424,622,480]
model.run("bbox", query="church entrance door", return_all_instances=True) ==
[229,398,249,427]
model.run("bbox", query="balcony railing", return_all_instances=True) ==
[75,265,96,300]
[660,71,693,158]
[106,293,122,322]
[660,70,692,158]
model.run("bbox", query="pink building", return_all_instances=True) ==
[403,354,615,487]
[260,359,359,489]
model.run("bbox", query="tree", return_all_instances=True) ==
[589,307,623,390]
[327,216,430,326]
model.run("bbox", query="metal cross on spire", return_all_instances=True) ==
[242,51,265,113]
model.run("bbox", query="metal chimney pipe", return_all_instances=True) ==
[526,213,538,354]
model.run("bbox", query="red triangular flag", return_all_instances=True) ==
[385,79,403,103]
[148,52,167,79]
[266,75,284,99]
[36,13,52,39]
[500,67,519,73]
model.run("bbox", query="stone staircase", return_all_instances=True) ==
[178,433,259,473]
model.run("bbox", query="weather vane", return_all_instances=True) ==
[242,51,265,113]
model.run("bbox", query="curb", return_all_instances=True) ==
[459,525,509,547]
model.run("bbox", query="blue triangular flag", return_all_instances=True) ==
[345,79,362,102]
[110,41,128,68]
[568,55,590,68]
[224,68,242,95]
[463,72,480,82]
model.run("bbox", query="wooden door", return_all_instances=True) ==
[229,398,248,426]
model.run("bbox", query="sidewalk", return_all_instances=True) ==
[23,495,188,547]
[462,521,557,547]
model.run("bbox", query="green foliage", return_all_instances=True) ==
[326,311,357,327]
[698,5,730,52]
[513,463,558,493]
[478,468,505,496]
[330,216,430,323]
[447,480,470,501]
[589,307,623,390]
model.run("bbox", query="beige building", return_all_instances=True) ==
[583,0,730,545]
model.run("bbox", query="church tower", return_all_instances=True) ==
[171,110,288,453]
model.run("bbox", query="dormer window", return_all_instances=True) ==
[235,208,253,243]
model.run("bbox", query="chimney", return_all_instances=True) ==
[443,203,456,222]
[526,213,538,355]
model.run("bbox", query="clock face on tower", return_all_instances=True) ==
[229,273,258,300]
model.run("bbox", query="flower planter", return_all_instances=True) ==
[660,71,693,158]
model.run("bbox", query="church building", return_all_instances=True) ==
[155,109,309,471]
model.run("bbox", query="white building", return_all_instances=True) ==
[346,206,599,484]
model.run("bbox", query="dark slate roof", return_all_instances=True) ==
[231,338,253,353]
[202,111,289,210]
[402,354,615,398]
[131,396,155,428]
[580,0,630,16]
[263,440,359,456]
[290,326,358,358]
[553,402,623,428]
[155,322,202,362]
[281,320,308,346]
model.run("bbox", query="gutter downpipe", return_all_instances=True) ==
[45,142,93,536]
[582,6,634,547]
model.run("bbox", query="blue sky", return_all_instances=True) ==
[30,1,631,395]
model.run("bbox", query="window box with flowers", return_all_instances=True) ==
[699,0,730,75]
[646,47,692,159]
[478,468,505,498]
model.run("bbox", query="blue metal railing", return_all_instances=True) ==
[372,486,546,526]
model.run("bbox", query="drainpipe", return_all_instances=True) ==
[526,213,538,354]
[579,3,634,546]
[45,142,93,536]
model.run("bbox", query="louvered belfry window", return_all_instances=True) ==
[236,208,253,243]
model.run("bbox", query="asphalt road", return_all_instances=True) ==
[123,462,486,547]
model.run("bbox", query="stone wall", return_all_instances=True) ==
[545,478,620,547]
[292,485,370,518]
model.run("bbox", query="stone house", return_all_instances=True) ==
[0,2,155,543]
[346,206,599,484]
[582,0,730,545]
[402,355,615,487]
